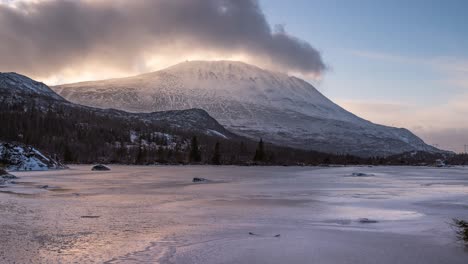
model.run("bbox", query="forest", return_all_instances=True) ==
[1,99,466,166]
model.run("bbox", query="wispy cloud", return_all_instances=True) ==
[352,50,468,74]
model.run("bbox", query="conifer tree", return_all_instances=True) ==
[189,136,202,162]
[211,141,221,165]
[253,138,265,162]
[136,145,143,164]
[63,144,73,162]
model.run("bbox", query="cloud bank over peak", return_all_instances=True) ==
[0,0,326,83]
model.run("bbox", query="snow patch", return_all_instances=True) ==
[206,129,228,139]
[130,131,138,143]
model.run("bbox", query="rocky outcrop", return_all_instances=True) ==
[0,142,66,171]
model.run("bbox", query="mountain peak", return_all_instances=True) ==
[168,60,264,70]
[161,60,285,79]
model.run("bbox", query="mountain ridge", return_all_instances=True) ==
[0,72,65,101]
[52,60,441,157]
[2,71,397,165]
[0,71,233,138]
[0,71,244,164]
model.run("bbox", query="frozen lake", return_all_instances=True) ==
[1,165,468,263]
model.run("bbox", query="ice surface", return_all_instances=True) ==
[1,166,467,263]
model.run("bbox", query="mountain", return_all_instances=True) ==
[54,61,440,157]
[0,72,233,139]
[0,72,238,164]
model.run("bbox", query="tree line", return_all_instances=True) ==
[1,98,466,166]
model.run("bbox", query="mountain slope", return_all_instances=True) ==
[54,61,440,157]
[0,72,233,139]
[0,72,237,164]
[0,72,64,101]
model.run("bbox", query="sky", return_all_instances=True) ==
[1,0,467,152]
[260,0,468,153]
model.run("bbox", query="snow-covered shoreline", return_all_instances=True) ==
[0,142,66,171]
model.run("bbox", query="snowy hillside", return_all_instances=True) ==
[0,72,64,101]
[0,142,65,171]
[0,71,233,141]
[0,72,241,164]
[54,61,441,156]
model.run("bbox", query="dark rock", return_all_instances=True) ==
[81,215,100,218]
[91,164,110,171]
[0,169,17,179]
[350,172,374,177]
[0,169,17,185]
[1,174,18,180]
[192,177,208,183]
[2,175,17,180]
[358,218,378,224]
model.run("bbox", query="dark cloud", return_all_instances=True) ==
[0,0,326,78]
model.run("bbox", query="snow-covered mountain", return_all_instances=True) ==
[0,72,64,101]
[0,72,233,139]
[54,61,440,156]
